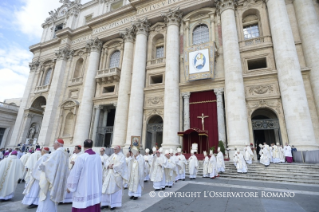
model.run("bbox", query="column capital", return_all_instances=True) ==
[113,102,117,107]
[120,27,135,43]
[215,0,238,15]
[29,61,40,72]
[161,7,182,26]
[86,37,103,52]
[94,105,103,110]
[133,18,150,36]
[55,47,74,60]
[181,92,190,99]
[214,88,224,95]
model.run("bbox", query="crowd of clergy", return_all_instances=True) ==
[0,139,295,211]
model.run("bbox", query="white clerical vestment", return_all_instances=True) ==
[188,155,198,178]
[236,154,248,173]
[203,156,209,177]
[278,146,285,162]
[100,154,109,181]
[244,147,254,164]
[128,154,144,197]
[208,154,218,178]
[0,155,24,200]
[150,156,164,189]
[164,158,176,186]
[272,146,280,163]
[260,148,270,166]
[101,152,128,208]
[176,154,187,180]
[123,156,131,188]
[284,145,292,157]
[20,152,31,180]
[37,147,69,212]
[25,150,41,184]
[216,152,225,173]
[67,149,102,209]
[143,154,151,181]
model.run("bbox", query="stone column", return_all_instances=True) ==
[182,92,190,131]
[216,0,250,150]
[161,8,182,150]
[266,0,317,150]
[112,28,135,148]
[293,0,319,116]
[19,113,33,144]
[102,108,109,128]
[73,38,102,144]
[38,47,73,146]
[92,105,102,143]
[124,19,150,150]
[214,88,226,146]
[9,62,39,146]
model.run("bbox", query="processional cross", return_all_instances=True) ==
[197,113,209,130]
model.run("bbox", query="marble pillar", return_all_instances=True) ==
[266,0,317,149]
[182,92,190,131]
[294,0,319,116]
[10,62,39,146]
[112,28,135,148]
[92,105,102,143]
[217,0,250,150]
[38,47,73,146]
[214,88,226,146]
[124,19,150,150]
[161,8,182,150]
[73,38,102,145]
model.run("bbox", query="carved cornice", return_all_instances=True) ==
[86,37,103,52]
[55,47,74,60]
[133,18,150,36]
[161,7,183,26]
[29,61,40,72]
[215,0,239,15]
[214,88,224,96]
[120,27,135,43]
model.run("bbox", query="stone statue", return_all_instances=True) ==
[28,125,36,139]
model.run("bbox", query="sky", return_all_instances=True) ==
[0,0,91,102]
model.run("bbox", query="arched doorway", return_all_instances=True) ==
[145,115,163,153]
[252,108,282,159]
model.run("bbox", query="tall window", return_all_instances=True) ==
[109,51,120,68]
[192,24,209,45]
[243,24,259,40]
[43,68,52,85]
[73,58,83,78]
[156,46,164,58]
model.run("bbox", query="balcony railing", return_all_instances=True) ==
[147,57,166,66]
[239,36,272,48]
[70,77,83,84]
[97,126,114,134]
[95,67,121,83]
[35,85,49,93]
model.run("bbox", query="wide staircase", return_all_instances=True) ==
[187,161,319,184]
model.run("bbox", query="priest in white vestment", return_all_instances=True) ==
[0,151,24,200]
[19,150,31,183]
[284,143,293,163]
[236,150,248,173]
[99,147,109,183]
[169,149,179,183]
[164,150,176,188]
[128,147,145,200]
[101,145,128,210]
[244,145,254,164]
[150,150,165,191]
[63,145,82,204]
[123,152,132,189]
[37,139,69,212]
[67,139,102,212]
[188,150,198,180]
[143,148,151,182]
[22,148,43,208]
[260,145,270,167]
[208,150,218,179]
[202,151,209,178]
[176,148,187,181]
[269,144,274,163]
[216,147,225,173]
[272,143,280,163]
[278,144,285,163]
[233,153,238,167]
[158,148,168,189]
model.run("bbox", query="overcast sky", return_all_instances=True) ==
[0,0,91,102]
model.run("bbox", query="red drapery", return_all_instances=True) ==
[189,90,218,152]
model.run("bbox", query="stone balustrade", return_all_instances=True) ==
[95,67,121,83]
[35,85,50,93]
[239,36,272,48]
[147,57,166,66]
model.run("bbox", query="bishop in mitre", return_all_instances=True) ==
[278,143,285,163]
[143,148,152,182]
[169,149,179,183]
[176,148,187,181]
[101,145,128,210]
[150,150,165,191]
[37,139,69,212]
[22,148,42,208]
[208,150,218,179]
[0,151,24,200]
[128,146,145,200]
[216,147,225,173]
[164,150,176,188]
[202,151,209,178]
[188,150,198,180]
[236,150,248,173]
[244,145,254,164]
[259,144,270,167]
[19,149,32,183]
[158,148,168,189]
[272,143,280,163]
[123,151,132,189]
